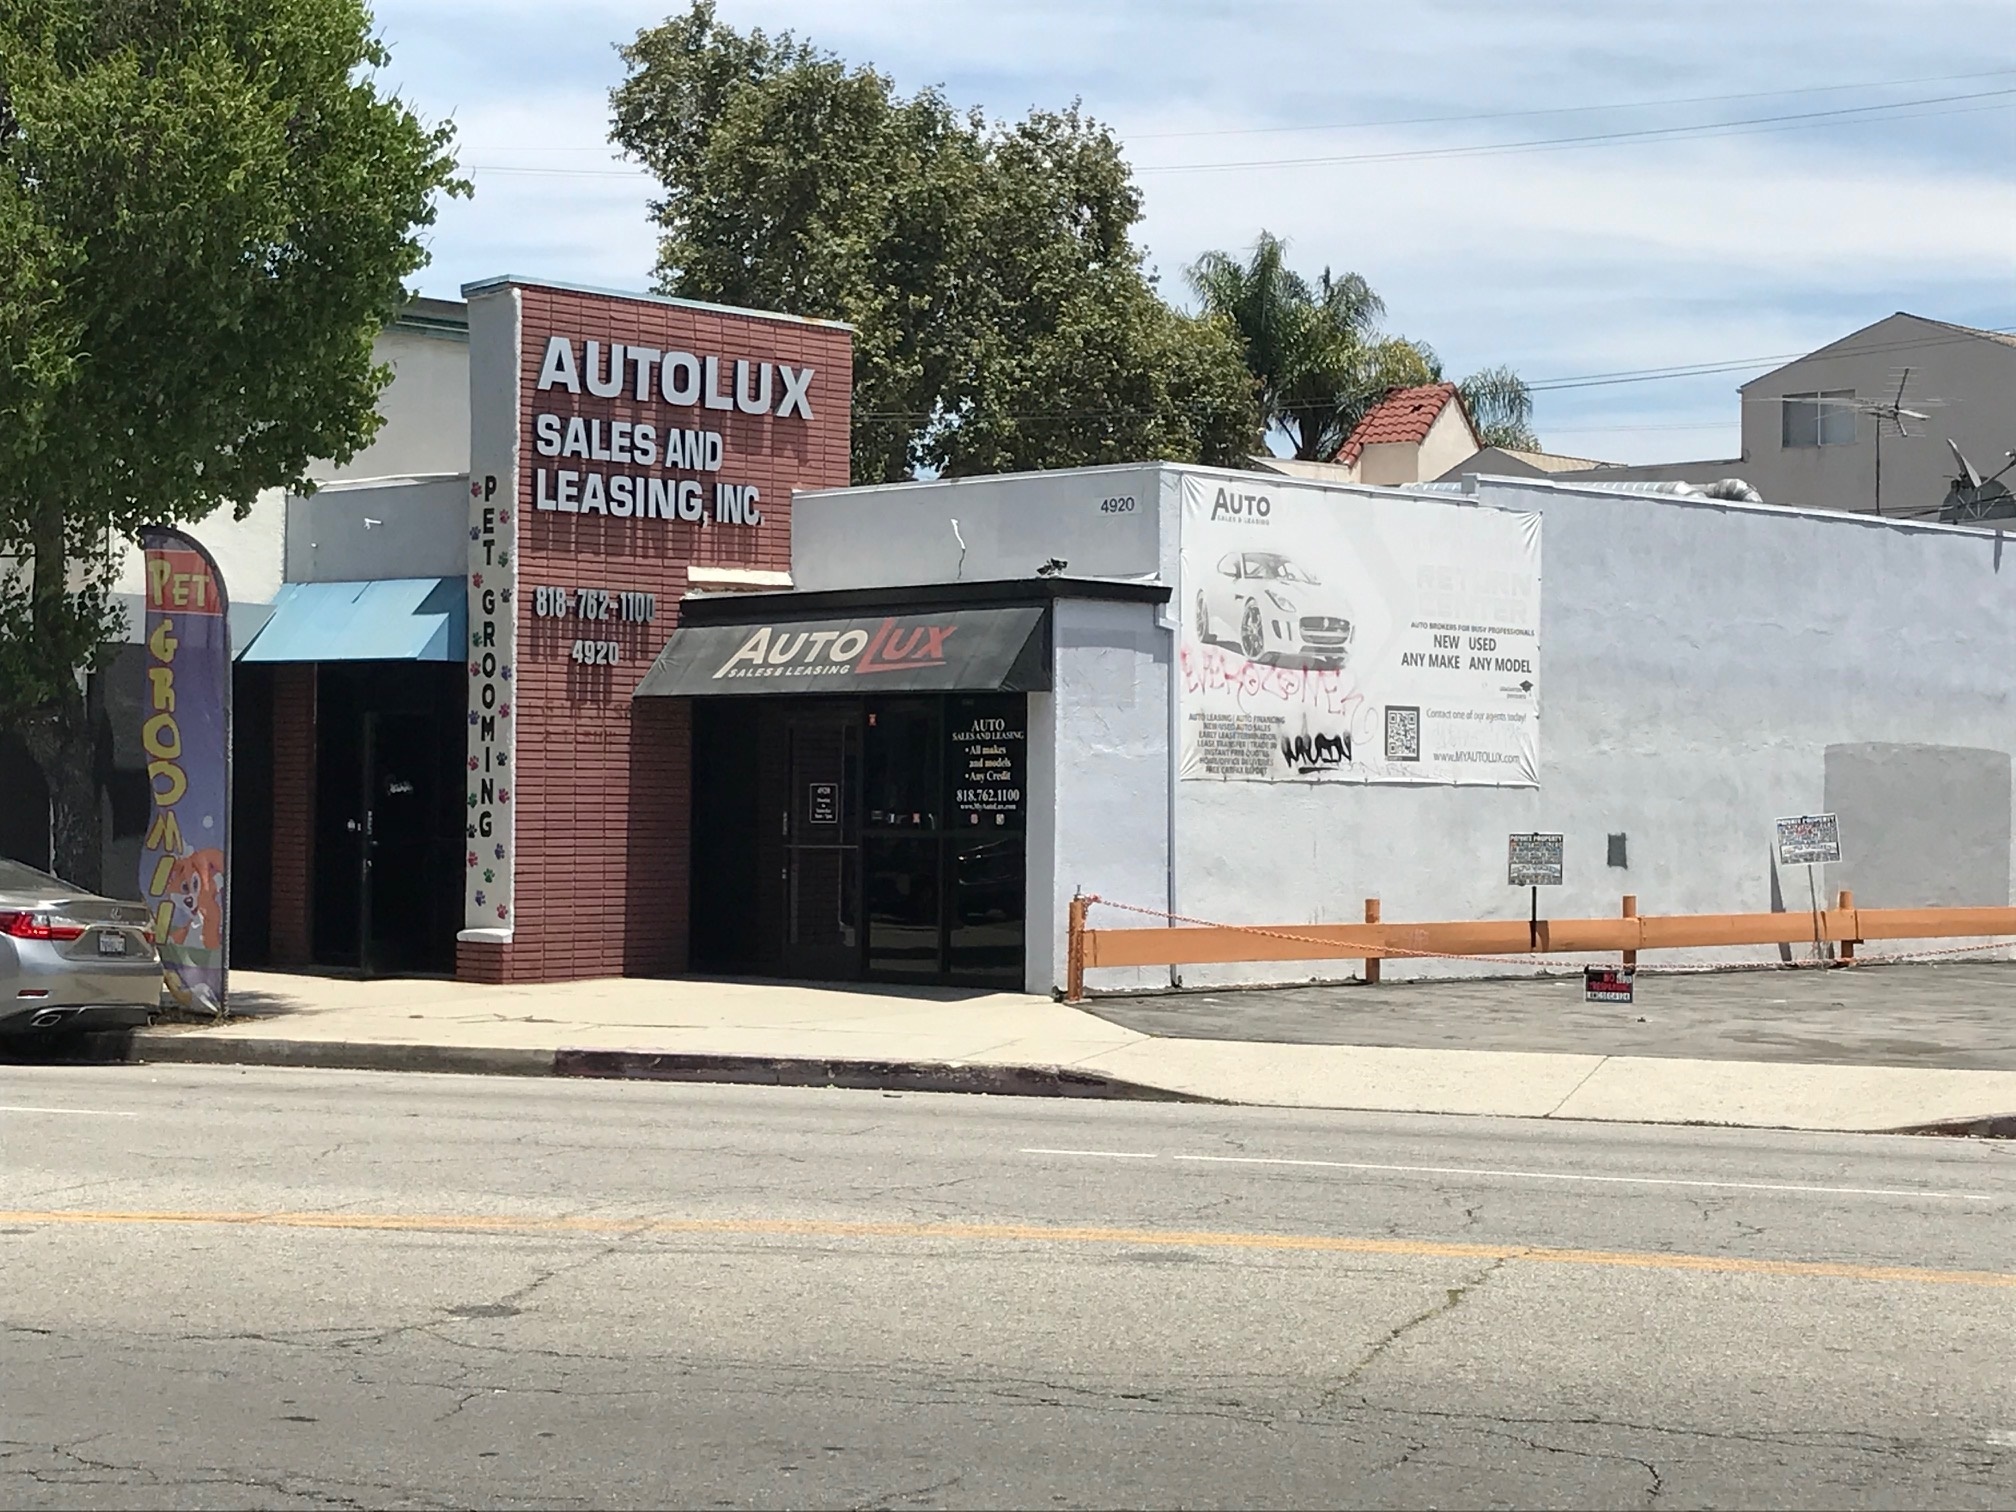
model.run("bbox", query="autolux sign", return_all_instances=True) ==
[714,618,957,680]
[527,335,815,528]
[635,606,1050,698]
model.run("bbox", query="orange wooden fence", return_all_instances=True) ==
[1062,890,2016,1002]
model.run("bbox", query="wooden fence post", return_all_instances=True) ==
[1622,895,1638,970]
[1066,894,1089,1003]
[1363,898,1381,984]
[1838,889,1855,961]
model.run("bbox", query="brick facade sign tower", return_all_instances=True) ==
[458,279,852,983]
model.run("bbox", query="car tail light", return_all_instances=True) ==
[0,911,88,942]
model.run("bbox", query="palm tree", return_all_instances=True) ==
[1189,232,1537,460]
[1458,364,1540,451]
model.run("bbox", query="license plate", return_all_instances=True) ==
[97,931,128,956]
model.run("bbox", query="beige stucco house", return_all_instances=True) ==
[1254,381,1484,487]
[1442,314,2014,517]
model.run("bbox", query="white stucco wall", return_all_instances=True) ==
[93,305,474,636]
[1164,481,2014,986]
[310,316,471,484]
[1029,595,1174,994]
[781,461,2013,992]
[793,465,1166,590]
[105,487,288,611]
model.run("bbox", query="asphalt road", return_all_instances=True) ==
[2,1067,2012,1511]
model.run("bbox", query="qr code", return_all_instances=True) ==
[1385,705,1421,762]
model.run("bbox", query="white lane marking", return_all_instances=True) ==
[1169,1153,1999,1203]
[1020,1147,1159,1160]
[0,1105,139,1118]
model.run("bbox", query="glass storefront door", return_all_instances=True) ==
[781,710,860,979]
[691,694,1028,988]
[861,694,1026,988]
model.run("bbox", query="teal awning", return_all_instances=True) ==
[239,578,465,663]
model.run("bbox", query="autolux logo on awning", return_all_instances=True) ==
[712,619,958,679]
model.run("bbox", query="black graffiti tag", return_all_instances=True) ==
[1281,730,1352,774]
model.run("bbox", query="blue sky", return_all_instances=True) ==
[372,0,2016,463]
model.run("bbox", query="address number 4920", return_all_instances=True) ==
[570,639,620,666]
[1099,495,1136,514]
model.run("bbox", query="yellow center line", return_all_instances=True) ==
[4,1208,2011,1287]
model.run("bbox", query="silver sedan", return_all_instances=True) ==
[0,857,161,1037]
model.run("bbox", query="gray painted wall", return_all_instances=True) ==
[1822,743,2012,909]
[284,476,469,583]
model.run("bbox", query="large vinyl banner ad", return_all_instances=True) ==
[1178,475,1541,785]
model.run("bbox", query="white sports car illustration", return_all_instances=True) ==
[1194,551,1355,667]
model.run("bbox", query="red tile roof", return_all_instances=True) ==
[1332,382,1465,466]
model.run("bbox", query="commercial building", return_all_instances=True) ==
[6,281,2009,997]
[699,463,2012,993]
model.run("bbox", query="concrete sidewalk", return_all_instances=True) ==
[70,966,2016,1135]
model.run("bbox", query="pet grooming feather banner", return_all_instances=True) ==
[137,527,231,1012]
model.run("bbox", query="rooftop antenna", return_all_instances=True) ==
[1941,439,2016,523]
[1857,368,1929,516]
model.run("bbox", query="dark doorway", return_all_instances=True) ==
[229,663,275,965]
[310,663,463,975]
[690,694,1027,988]
[781,709,861,978]
[0,730,51,872]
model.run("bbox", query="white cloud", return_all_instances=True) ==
[371,0,2016,463]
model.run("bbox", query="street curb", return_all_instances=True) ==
[81,1030,1211,1103]
[100,1031,556,1079]
[1892,1113,2016,1139]
[551,1048,1213,1102]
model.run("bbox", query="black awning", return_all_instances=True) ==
[634,605,1049,696]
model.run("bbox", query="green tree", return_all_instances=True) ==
[610,2,1260,484]
[0,0,462,888]
[1189,231,1537,461]
[1457,363,1541,452]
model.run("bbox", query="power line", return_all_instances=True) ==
[462,66,2016,155]
[1525,322,2016,392]
[1132,88,2016,175]
[1128,66,2016,141]
[466,87,2016,183]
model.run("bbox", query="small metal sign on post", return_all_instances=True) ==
[1774,813,1843,959]
[1774,813,1841,868]
[1585,965,1636,1004]
[1508,832,1564,949]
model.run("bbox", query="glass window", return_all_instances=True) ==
[945,695,1026,833]
[863,700,938,830]
[950,836,1024,984]
[1782,390,1855,448]
[864,837,940,976]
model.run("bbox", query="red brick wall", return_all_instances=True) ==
[269,664,316,966]
[462,284,851,983]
